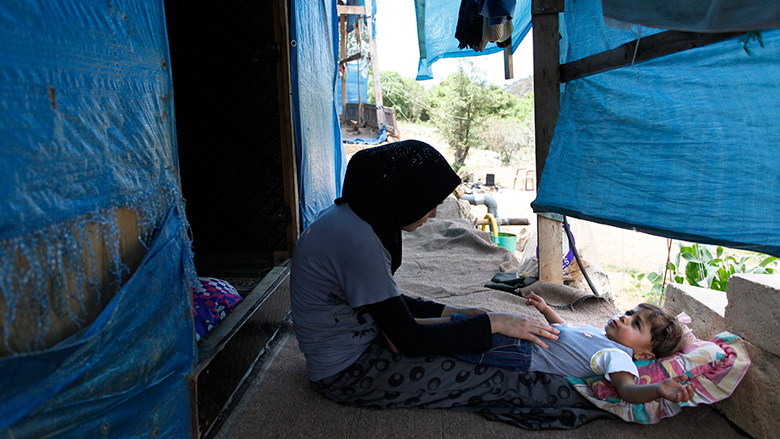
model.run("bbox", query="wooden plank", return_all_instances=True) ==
[1,207,144,356]
[355,18,363,127]
[532,0,563,283]
[340,15,348,122]
[366,10,384,118]
[533,0,564,13]
[336,5,367,15]
[339,52,362,64]
[503,46,514,80]
[273,0,300,258]
[190,265,291,439]
[538,216,563,284]
[560,30,742,83]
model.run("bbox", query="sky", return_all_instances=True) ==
[372,0,534,88]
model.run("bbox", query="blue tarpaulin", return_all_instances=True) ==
[416,0,780,256]
[336,61,370,114]
[414,0,532,80]
[291,0,346,228]
[0,206,195,438]
[344,125,388,145]
[0,0,196,437]
[531,0,780,257]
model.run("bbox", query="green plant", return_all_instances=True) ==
[632,242,778,302]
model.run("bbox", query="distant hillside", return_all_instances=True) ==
[504,76,534,99]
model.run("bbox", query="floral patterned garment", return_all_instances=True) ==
[192,277,243,340]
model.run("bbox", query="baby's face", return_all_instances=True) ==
[604,307,655,359]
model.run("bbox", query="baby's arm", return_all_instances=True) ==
[525,294,564,324]
[611,372,695,404]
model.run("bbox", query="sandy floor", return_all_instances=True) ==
[342,123,682,311]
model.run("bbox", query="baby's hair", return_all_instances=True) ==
[637,303,684,358]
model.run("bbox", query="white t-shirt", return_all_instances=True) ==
[290,204,400,381]
[529,323,639,381]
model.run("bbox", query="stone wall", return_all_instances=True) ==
[665,274,780,439]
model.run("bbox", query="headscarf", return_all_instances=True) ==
[335,140,461,273]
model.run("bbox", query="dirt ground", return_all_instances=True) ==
[342,123,677,311]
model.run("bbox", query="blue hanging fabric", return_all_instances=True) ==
[0,0,196,436]
[290,0,346,228]
[532,0,780,257]
[415,0,530,80]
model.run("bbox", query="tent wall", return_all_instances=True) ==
[1,0,346,435]
[0,0,195,437]
[291,0,346,229]
[532,0,780,257]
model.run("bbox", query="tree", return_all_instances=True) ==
[482,114,535,165]
[368,71,429,122]
[428,61,493,172]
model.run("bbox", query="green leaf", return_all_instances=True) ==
[685,262,702,286]
[759,256,779,268]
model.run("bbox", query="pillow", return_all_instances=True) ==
[566,315,751,424]
[192,277,243,341]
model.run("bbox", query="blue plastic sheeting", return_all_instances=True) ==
[344,125,388,145]
[0,0,195,436]
[344,0,378,39]
[336,61,370,114]
[532,0,780,257]
[0,206,195,438]
[414,0,533,80]
[0,0,179,239]
[291,0,346,228]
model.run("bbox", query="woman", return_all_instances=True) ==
[290,141,607,429]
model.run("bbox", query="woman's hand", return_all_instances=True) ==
[488,312,560,349]
[440,305,492,318]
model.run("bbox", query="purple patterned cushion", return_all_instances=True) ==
[192,277,243,340]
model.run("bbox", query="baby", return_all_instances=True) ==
[454,294,694,404]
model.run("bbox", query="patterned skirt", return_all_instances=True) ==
[312,341,613,430]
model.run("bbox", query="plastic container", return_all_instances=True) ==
[495,232,517,252]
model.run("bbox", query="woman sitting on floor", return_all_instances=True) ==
[290,140,609,429]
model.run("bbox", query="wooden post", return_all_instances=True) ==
[532,0,564,283]
[273,0,300,259]
[340,14,347,122]
[365,10,384,127]
[355,18,363,127]
[503,46,514,80]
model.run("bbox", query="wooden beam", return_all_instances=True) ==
[273,0,300,259]
[366,11,384,117]
[560,30,742,83]
[355,17,363,127]
[532,0,564,284]
[339,53,362,64]
[337,5,367,16]
[538,215,563,284]
[503,46,514,80]
[340,14,347,122]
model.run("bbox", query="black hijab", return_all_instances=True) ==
[335,140,461,274]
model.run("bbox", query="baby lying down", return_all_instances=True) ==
[454,295,694,405]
